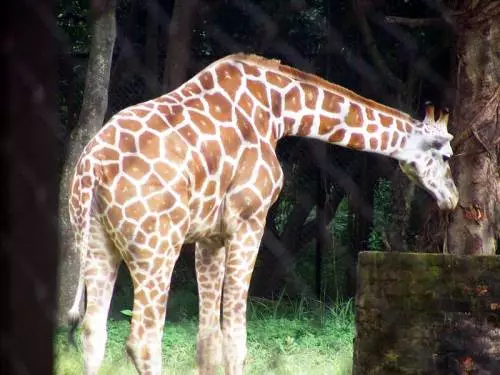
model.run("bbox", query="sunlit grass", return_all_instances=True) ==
[54,298,354,375]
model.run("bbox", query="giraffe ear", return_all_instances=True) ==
[421,133,453,150]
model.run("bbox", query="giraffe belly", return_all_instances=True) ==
[185,197,229,247]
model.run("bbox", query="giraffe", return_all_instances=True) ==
[67,53,459,375]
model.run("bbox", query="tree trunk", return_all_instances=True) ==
[346,154,377,297]
[446,1,500,255]
[57,0,117,324]
[145,1,160,97]
[386,170,415,252]
[163,0,200,91]
[315,149,329,298]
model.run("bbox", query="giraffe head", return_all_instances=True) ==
[395,103,458,210]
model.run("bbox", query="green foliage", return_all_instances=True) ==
[368,179,392,251]
[166,290,199,322]
[274,195,295,234]
[120,309,133,318]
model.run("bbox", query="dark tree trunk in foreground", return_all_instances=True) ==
[3,0,59,372]
[145,1,160,97]
[445,1,500,255]
[163,0,199,91]
[57,0,117,324]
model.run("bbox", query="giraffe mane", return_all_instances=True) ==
[230,53,282,70]
[228,53,416,124]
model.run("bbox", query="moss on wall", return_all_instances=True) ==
[353,252,500,374]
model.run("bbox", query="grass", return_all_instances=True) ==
[55,297,355,375]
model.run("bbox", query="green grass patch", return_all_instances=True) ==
[55,299,354,375]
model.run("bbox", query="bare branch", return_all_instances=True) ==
[384,16,446,28]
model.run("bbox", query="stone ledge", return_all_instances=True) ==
[353,251,500,374]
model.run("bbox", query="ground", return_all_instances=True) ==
[54,299,354,375]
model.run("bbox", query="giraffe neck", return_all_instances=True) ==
[280,83,417,157]
[166,54,420,158]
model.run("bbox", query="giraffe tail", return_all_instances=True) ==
[67,156,96,348]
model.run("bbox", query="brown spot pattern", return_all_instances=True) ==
[93,148,120,161]
[284,86,301,112]
[270,89,282,117]
[322,91,344,113]
[164,133,187,162]
[125,201,147,219]
[247,80,269,107]
[329,128,346,143]
[255,166,273,198]
[381,131,390,150]
[81,176,92,188]
[344,103,364,127]
[231,188,260,220]
[283,117,295,134]
[201,140,222,175]
[319,116,341,135]
[170,92,182,102]
[191,152,207,191]
[349,133,365,150]
[177,126,198,146]
[146,191,175,212]
[185,98,205,111]
[297,115,314,136]
[301,83,319,110]
[216,64,242,99]
[236,110,257,143]
[254,106,270,136]
[147,114,169,131]
[204,181,216,196]
[99,125,117,144]
[379,114,394,127]
[115,176,137,205]
[238,92,254,116]
[138,131,160,159]
[391,132,399,147]
[366,108,375,121]
[118,133,137,153]
[241,63,261,77]
[199,72,214,90]
[205,92,232,122]
[154,162,177,182]
[180,82,202,97]
[189,110,216,134]
[220,127,242,157]
[132,109,150,118]
[167,107,185,126]
[266,71,291,88]
[200,197,216,218]
[123,156,150,180]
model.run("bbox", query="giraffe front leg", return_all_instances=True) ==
[80,222,121,375]
[221,227,262,375]
[195,243,226,375]
[124,241,182,375]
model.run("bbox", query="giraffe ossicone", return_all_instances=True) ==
[67,53,458,375]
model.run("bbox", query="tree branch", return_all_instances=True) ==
[383,16,446,28]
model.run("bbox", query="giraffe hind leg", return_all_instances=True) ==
[195,243,226,375]
[124,237,184,375]
[80,217,121,375]
[221,229,263,375]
